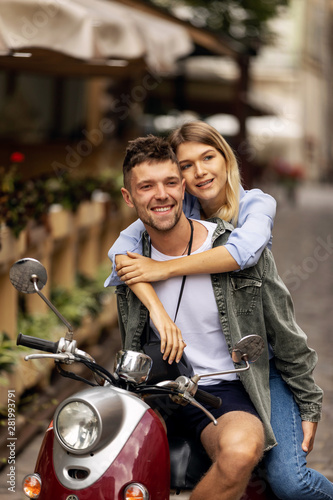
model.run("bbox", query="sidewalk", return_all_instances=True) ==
[270,183,333,481]
[1,183,333,498]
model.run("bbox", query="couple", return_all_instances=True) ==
[105,121,333,500]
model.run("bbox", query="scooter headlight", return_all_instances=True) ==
[54,386,124,455]
[56,401,99,452]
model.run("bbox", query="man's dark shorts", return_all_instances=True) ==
[164,379,260,441]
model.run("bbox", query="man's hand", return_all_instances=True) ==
[117,252,170,284]
[302,421,318,454]
[115,254,185,364]
[149,305,186,364]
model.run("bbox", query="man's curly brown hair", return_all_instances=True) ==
[123,135,179,190]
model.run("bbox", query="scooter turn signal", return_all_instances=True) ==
[22,473,41,498]
[124,482,149,499]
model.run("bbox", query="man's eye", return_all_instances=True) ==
[141,184,151,190]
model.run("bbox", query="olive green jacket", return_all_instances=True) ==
[116,218,323,450]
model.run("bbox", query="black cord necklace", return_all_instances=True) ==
[182,218,194,255]
[174,218,193,321]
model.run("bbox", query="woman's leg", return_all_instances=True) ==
[264,360,333,500]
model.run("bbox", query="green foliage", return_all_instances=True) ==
[0,264,114,381]
[51,279,103,328]
[17,312,60,342]
[0,164,122,238]
[149,0,289,46]
[18,266,113,335]
[0,333,18,373]
[0,332,25,386]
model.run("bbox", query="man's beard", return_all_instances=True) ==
[133,202,182,233]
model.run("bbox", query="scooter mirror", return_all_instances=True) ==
[9,258,47,294]
[115,350,153,385]
[232,334,265,363]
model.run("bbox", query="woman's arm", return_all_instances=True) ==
[225,187,276,269]
[116,246,239,284]
[116,255,186,364]
[104,218,145,287]
[116,188,277,283]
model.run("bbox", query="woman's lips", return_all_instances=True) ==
[196,178,214,188]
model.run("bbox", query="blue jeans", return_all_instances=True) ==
[264,360,333,499]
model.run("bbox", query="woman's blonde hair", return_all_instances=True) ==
[168,121,240,226]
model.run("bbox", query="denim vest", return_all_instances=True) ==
[116,218,323,450]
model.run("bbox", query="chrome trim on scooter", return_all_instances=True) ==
[54,386,123,454]
[52,386,149,490]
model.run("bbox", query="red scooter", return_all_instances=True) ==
[10,258,276,500]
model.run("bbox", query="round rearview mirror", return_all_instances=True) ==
[232,335,265,364]
[9,258,47,294]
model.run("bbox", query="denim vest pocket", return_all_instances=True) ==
[116,286,128,327]
[230,276,262,315]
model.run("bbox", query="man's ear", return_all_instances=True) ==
[121,187,134,208]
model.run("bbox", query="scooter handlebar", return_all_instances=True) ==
[17,333,59,354]
[195,389,222,409]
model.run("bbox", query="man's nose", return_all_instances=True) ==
[155,184,168,199]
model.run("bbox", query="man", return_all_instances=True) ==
[112,135,325,500]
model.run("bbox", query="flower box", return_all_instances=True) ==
[0,224,27,265]
[48,205,74,240]
[76,201,105,228]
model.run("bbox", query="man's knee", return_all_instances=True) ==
[217,433,263,469]
[214,419,265,479]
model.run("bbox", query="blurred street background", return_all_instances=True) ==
[0,0,333,497]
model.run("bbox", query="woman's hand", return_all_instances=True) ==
[301,421,318,454]
[116,252,170,284]
[149,304,186,364]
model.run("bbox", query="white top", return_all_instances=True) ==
[150,220,237,385]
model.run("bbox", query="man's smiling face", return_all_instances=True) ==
[121,160,185,232]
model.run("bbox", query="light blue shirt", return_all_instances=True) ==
[104,185,276,287]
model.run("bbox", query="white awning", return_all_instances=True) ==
[0,0,193,73]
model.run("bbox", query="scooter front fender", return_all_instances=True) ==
[34,408,170,500]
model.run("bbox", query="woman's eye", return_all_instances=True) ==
[180,164,191,171]
[204,155,214,161]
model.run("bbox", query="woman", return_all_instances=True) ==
[105,121,275,363]
[106,121,333,500]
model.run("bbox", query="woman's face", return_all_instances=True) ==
[176,141,227,214]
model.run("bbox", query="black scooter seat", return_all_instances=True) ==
[169,435,211,490]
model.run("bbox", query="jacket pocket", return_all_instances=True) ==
[115,285,129,327]
[230,276,262,315]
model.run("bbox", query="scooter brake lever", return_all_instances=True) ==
[186,396,218,426]
[170,391,218,426]
[24,352,76,363]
